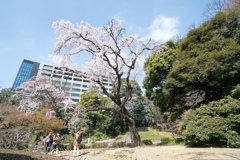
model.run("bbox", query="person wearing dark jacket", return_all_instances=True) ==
[48,132,53,152]
[33,135,40,151]
[61,135,65,145]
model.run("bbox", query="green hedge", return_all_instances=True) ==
[142,139,152,145]
[181,96,240,148]
[157,137,170,145]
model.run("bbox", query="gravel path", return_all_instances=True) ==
[1,146,240,160]
[55,151,117,160]
[58,146,240,160]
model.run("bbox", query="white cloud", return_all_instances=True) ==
[113,14,122,21]
[146,15,179,42]
[45,54,63,65]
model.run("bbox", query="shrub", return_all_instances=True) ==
[80,143,87,149]
[142,139,152,145]
[161,138,186,145]
[174,138,184,144]
[157,137,170,145]
[59,144,68,151]
[112,142,125,148]
[62,134,74,145]
[66,143,73,150]
[64,143,87,150]
[157,138,185,146]
[94,132,107,141]
[181,96,240,148]
[115,135,125,140]
[17,142,28,150]
[161,137,170,143]
[92,143,108,148]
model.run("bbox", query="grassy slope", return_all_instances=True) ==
[116,127,173,141]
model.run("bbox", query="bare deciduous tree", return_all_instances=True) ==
[202,0,227,20]
[202,0,240,20]
[0,127,31,150]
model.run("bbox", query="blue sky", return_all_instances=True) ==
[0,0,211,89]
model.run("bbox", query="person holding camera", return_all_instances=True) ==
[51,132,61,155]
[73,131,83,157]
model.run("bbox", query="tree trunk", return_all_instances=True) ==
[125,116,145,147]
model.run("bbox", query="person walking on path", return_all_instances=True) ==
[42,136,46,150]
[73,131,83,157]
[51,132,61,155]
[61,134,65,145]
[33,135,40,151]
[48,132,53,152]
[44,134,51,154]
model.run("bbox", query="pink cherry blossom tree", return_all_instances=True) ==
[12,76,73,114]
[52,20,157,146]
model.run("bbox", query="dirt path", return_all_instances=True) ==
[58,145,240,160]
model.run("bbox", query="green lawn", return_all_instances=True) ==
[138,127,173,141]
[116,127,174,141]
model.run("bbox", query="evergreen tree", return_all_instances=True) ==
[144,11,240,121]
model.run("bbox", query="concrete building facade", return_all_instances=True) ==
[13,59,112,103]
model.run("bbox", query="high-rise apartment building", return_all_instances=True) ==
[13,59,112,103]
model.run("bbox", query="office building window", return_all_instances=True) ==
[64,76,72,80]
[71,93,80,97]
[43,65,53,69]
[74,74,82,78]
[71,98,79,102]
[72,88,81,92]
[54,70,63,74]
[64,72,73,76]
[54,67,61,70]
[62,82,71,86]
[73,83,81,87]
[53,74,62,78]
[73,78,82,82]
[52,80,61,84]
[82,85,88,88]
[62,87,70,91]
[83,80,90,83]
[42,69,52,73]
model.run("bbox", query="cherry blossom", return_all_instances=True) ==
[52,20,158,146]
[12,76,72,113]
